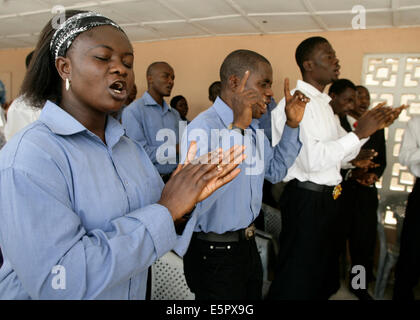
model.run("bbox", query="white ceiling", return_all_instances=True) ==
[1,0,420,49]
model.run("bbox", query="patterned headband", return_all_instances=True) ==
[50,11,124,60]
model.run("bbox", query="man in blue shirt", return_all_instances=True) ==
[122,62,182,181]
[181,49,309,300]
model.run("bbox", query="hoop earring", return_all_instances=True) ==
[65,78,70,91]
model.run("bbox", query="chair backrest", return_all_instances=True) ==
[151,251,195,300]
[261,203,282,240]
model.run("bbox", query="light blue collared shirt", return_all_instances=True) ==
[122,92,182,175]
[0,101,194,299]
[181,97,302,234]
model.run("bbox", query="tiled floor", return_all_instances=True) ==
[330,281,376,300]
[330,278,420,300]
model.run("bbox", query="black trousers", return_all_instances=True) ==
[339,180,378,285]
[393,178,420,300]
[183,234,263,300]
[268,181,341,300]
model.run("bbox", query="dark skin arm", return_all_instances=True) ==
[351,149,380,169]
[231,72,309,129]
[283,78,310,128]
[354,102,389,139]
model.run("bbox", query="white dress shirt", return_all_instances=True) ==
[271,80,364,186]
[4,95,41,141]
[399,116,420,178]
[347,114,357,129]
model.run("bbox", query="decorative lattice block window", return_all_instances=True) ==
[362,54,420,223]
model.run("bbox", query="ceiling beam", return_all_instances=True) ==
[301,0,329,31]
[223,0,267,34]
[156,0,215,35]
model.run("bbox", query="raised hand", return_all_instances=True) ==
[230,70,265,129]
[158,141,245,223]
[283,78,310,128]
[354,102,389,139]
[193,145,246,202]
[380,104,409,129]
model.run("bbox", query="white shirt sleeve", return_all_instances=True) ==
[399,117,420,177]
[272,98,361,174]
[4,97,41,141]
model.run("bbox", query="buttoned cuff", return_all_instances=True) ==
[128,204,177,258]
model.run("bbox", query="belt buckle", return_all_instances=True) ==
[244,224,256,240]
[332,184,342,200]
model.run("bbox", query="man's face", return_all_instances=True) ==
[244,61,273,119]
[148,63,174,97]
[311,42,341,85]
[355,87,371,117]
[331,87,356,117]
[174,97,188,119]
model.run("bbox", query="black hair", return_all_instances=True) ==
[20,10,86,109]
[356,85,369,92]
[328,79,356,96]
[208,81,221,102]
[25,51,35,69]
[219,49,270,89]
[295,36,329,74]
[170,95,186,109]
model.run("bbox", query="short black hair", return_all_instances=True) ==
[219,49,270,89]
[170,95,185,109]
[295,36,329,74]
[328,79,356,96]
[208,81,221,102]
[356,85,369,92]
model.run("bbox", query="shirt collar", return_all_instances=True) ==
[39,100,125,147]
[143,91,171,113]
[212,96,260,130]
[213,96,234,128]
[39,100,87,135]
[296,80,332,104]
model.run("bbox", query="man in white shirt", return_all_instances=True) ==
[394,115,420,300]
[268,36,389,300]
[4,51,40,141]
[4,96,41,141]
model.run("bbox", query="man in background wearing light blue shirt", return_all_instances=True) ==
[122,62,182,181]
[181,49,310,300]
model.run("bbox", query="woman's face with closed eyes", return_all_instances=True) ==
[59,25,135,114]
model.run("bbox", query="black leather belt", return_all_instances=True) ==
[195,224,256,242]
[290,179,335,193]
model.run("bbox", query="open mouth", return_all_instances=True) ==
[109,80,128,101]
[334,65,341,76]
[110,80,126,94]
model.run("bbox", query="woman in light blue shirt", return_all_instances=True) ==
[0,10,243,300]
